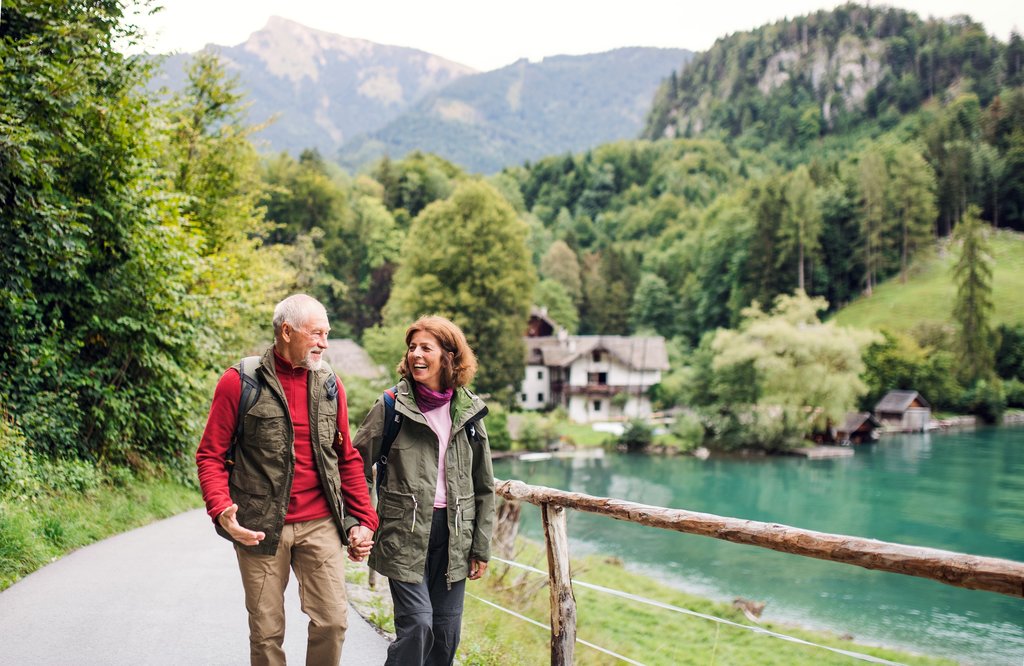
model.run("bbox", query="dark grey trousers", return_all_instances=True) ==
[385,508,466,666]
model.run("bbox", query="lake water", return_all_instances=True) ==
[491,425,1024,664]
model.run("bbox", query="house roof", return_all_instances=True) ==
[322,339,386,380]
[838,412,882,433]
[874,390,931,413]
[524,335,670,371]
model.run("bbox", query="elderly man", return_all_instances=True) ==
[197,294,377,666]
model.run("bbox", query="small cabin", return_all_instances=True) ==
[874,391,931,432]
[835,412,882,445]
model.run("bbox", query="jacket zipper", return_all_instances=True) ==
[410,494,419,532]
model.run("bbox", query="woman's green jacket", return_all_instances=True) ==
[353,379,495,585]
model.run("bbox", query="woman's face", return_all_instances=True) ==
[407,330,445,391]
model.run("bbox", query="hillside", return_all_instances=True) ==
[831,229,1024,332]
[642,3,1018,145]
[150,16,475,154]
[340,47,692,174]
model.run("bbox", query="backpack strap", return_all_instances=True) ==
[376,385,403,492]
[226,355,262,470]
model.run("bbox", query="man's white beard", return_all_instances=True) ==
[301,350,323,372]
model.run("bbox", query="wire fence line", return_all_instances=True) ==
[488,556,907,666]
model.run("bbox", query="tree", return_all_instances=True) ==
[951,206,995,384]
[630,273,676,335]
[777,165,822,292]
[0,1,272,466]
[709,292,879,448]
[887,144,937,282]
[386,181,535,398]
[533,280,579,333]
[857,148,888,295]
[539,240,582,304]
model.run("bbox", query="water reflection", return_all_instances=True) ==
[493,426,1024,664]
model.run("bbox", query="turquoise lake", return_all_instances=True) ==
[491,425,1024,664]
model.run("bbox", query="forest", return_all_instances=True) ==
[3,0,1024,499]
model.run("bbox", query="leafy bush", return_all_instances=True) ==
[964,378,1007,424]
[619,419,654,453]
[670,412,706,452]
[482,404,512,451]
[1004,379,1024,409]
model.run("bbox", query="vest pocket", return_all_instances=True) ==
[230,474,270,528]
[245,402,286,449]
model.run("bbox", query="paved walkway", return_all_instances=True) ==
[0,509,389,665]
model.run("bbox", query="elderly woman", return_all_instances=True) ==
[354,315,495,666]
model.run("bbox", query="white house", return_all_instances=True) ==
[518,332,670,423]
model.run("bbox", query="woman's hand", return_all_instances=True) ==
[468,559,488,580]
[346,525,375,562]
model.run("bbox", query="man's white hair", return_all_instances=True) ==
[273,294,327,341]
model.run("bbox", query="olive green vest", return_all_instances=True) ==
[216,346,353,554]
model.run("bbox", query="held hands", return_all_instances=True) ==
[469,559,488,580]
[218,504,266,547]
[346,525,375,562]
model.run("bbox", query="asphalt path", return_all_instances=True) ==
[0,509,389,665]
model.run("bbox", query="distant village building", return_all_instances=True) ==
[519,310,669,423]
[323,339,386,380]
[835,412,882,445]
[874,390,932,432]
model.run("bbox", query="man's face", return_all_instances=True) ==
[281,311,330,371]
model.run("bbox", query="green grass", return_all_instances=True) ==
[831,229,1024,333]
[455,539,952,666]
[0,476,201,591]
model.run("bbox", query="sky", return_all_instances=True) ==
[128,1,1021,72]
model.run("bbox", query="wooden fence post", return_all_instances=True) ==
[542,502,576,665]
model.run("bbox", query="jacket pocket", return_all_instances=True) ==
[455,493,476,554]
[376,489,419,571]
[230,474,271,528]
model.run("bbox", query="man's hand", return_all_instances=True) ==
[218,504,266,547]
[346,525,375,562]
[468,559,488,580]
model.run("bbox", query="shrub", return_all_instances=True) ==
[619,419,654,453]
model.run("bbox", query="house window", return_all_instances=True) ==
[593,400,602,411]
[587,372,608,385]
[521,393,527,402]
[592,351,603,362]
[537,370,543,379]
[538,393,544,402]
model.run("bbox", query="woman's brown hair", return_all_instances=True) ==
[396,315,478,389]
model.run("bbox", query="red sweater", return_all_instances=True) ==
[196,352,377,532]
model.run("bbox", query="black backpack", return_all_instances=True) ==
[224,356,337,470]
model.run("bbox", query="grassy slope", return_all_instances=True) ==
[446,540,949,665]
[831,229,1024,333]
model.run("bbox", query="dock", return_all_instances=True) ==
[789,446,855,459]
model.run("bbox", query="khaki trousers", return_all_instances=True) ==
[235,516,348,666]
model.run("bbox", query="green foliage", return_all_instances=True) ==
[995,323,1024,380]
[860,331,962,411]
[532,280,578,334]
[645,5,1005,147]
[962,378,1006,424]
[481,403,513,452]
[707,292,879,449]
[952,207,996,384]
[618,419,655,453]
[386,181,535,398]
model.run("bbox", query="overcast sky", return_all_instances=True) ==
[129,1,1021,72]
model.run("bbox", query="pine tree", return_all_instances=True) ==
[951,206,995,384]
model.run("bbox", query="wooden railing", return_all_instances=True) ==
[494,478,1024,665]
